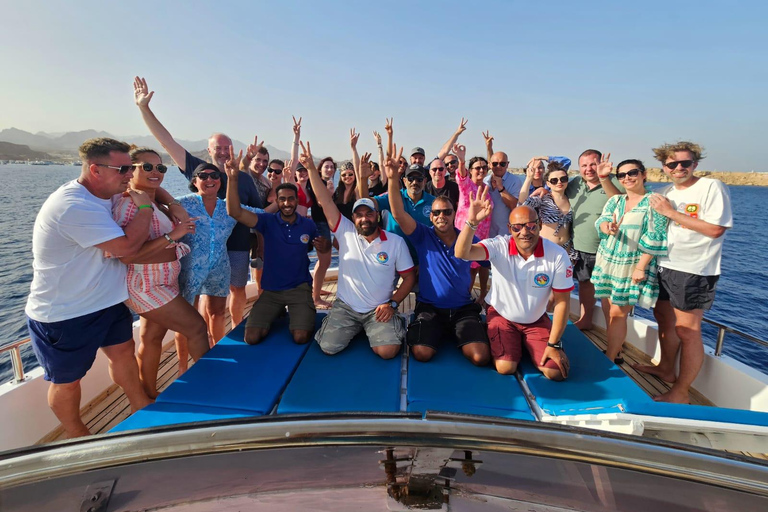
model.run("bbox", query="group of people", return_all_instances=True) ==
[24,77,732,438]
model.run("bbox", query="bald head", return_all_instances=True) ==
[490,151,509,176]
[509,205,538,224]
[207,133,233,167]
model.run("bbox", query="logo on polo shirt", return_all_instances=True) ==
[376,251,389,264]
[565,266,573,278]
[300,234,310,244]
[533,273,550,287]
[422,205,432,217]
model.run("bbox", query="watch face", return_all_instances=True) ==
[390,301,398,309]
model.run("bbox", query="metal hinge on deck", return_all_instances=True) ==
[79,480,115,512]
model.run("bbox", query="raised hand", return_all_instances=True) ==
[491,174,504,191]
[373,130,382,146]
[292,116,302,138]
[384,144,404,181]
[298,141,317,172]
[359,152,373,179]
[482,130,494,148]
[456,117,468,134]
[133,76,154,107]
[467,185,492,223]
[384,117,393,135]
[601,212,619,236]
[350,128,360,149]
[597,152,613,179]
[452,143,466,162]
[245,135,264,162]
[224,146,243,178]
[283,159,294,183]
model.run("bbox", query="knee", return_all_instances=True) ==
[292,330,312,344]
[245,328,266,345]
[468,350,490,367]
[374,344,401,360]
[494,360,518,375]
[675,325,701,343]
[540,367,565,381]
[412,346,434,362]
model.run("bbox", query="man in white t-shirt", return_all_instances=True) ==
[299,143,416,359]
[456,189,574,379]
[25,138,156,438]
[634,141,733,404]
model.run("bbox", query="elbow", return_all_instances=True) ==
[710,226,728,239]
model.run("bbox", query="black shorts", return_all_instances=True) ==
[406,301,489,351]
[573,251,596,282]
[657,267,719,311]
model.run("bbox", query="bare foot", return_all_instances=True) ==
[319,289,333,296]
[573,317,593,331]
[632,363,677,383]
[314,298,332,309]
[653,389,690,404]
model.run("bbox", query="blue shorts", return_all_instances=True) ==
[228,250,250,288]
[27,303,133,384]
[315,221,331,241]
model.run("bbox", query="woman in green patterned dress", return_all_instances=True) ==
[592,160,668,364]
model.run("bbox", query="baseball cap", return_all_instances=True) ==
[352,198,378,212]
[411,147,425,157]
[192,162,219,176]
[406,164,427,177]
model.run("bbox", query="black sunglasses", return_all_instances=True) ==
[431,167,446,172]
[95,163,133,174]
[406,175,425,183]
[430,208,454,217]
[665,160,693,170]
[135,163,168,174]
[445,160,458,166]
[548,176,569,185]
[267,167,283,175]
[197,171,221,181]
[491,161,509,168]
[616,168,642,180]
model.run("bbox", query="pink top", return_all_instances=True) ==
[454,171,493,240]
[112,196,190,259]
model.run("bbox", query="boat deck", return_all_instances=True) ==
[37,281,766,460]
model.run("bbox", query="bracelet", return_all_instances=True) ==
[168,199,181,207]
[137,204,154,211]
[498,187,505,193]
[164,233,176,244]
[465,220,478,230]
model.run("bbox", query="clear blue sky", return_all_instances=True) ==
[1,0,766,171]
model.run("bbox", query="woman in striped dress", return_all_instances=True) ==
[592,159,668,364]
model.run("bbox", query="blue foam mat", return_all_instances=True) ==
[109,402,256,433]
[276,327,402,414]
[155,315,313,414]
[519,323,652,416]
[624,400,768,427]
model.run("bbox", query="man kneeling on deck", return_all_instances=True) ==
[225,144,331,345]
[300,142,416,359]
[383,147,491,366]
[455,189,573,380]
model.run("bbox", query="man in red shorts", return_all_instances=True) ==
[455,188,573,380]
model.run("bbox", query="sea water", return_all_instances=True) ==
[1,165,766,383]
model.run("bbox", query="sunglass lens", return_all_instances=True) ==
[157,164,168,173]
[120,165,133,174]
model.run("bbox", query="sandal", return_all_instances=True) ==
[602,349,625,365]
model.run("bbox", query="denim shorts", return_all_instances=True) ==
[315,299,405,354]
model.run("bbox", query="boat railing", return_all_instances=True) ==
[0,339,29,384]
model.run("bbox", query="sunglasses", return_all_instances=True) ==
[616,169,642,180]
[135,163,168,174]
[431,167,446,172]
[95,163,134,174]
[491,162,509,168]
[471,166,488,172]
[445,161,458,167]
[406,175,425,183]
[430,208,454,217]
[196,171,221,181]
[267,168,283,175]
[548,176,569,185]
[665,160,694,170]
[508,221,539,233]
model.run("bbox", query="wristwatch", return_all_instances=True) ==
[389,300,398,310]
[547,341,563,350]
[163,233,176,244]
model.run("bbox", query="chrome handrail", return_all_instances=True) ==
[0,338,30,384]
[703,318,768,356]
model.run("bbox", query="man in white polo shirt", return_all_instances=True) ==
[456,188,573,380]
[299,142,416,359]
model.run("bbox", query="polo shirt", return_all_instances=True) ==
[374,189,435,263]
[183,151,263,252]
[407,224,489,309]
[565,176,623,254]
[255,212,318,291]
[483,172,524,237]
[332,216,414,313]
[479,236,574,324]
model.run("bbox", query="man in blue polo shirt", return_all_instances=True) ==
[384,150,490,366]
[225,148,330,345]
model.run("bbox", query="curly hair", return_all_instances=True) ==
[652,141,705,163]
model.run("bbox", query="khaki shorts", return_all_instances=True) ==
[315,299,405,355]
[246,282,316,332]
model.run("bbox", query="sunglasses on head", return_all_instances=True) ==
[616,168,642,180]
[197,171,221,181]
[135,163,168,174]
[548,176,568,185]
[508,220,539,233]
[267,168,283,175]
[431,167,446,172]
[95,163,134,174]
[406,175,425,183]
[491,161,509,168]
[430,208,454,217]
[665,160,694,170]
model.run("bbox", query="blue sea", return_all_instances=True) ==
[1,165,766,383]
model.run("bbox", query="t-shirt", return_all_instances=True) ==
[478,236,574,324]
[566,176,624,254]
[332,216,414,313]
[369,181,387,197]
[483,172,523,237]
[182,151,263,252]
[374,189,435,263]
[26,181,128,322]
[407,223,488,309]
[657,178,733,276]
[425,180,460,208]
[255,212,318,291]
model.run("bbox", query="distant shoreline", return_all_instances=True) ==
[531,168,768,187]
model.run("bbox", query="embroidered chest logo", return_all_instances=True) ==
[422,205,432,217]
[300,234,310,244]
[565,266,573,278]
[533,273,550,288]
[376,251,389,264]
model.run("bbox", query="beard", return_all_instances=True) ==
[355,221,377,237]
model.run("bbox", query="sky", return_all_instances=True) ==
[1,0,766,171]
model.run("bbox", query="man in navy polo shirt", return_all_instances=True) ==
[224,148,330,345]
[384,152,490,366]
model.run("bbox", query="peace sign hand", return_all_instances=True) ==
[482,130,494,148]
[350,128,360,149]
[373,130,382,146]
[456,117,468,134]
[384,144,404,181]
[298,141,317,172]
[245,135,264,162]
[384,117,393,135]
[224,146,243,178]
[597,152,613,179]
[292,116,302,138]
[359,152,372,179]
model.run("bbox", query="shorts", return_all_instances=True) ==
[407,301,488,350]
[486,306,558,370]
[316,221,331,241]
[246,282,316,332]
[657,267,719,311]
[573,251,596,282]
[27,303,133,384]
[315,299,406,355]
[228,250,250,288]
[125,261,181,314]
